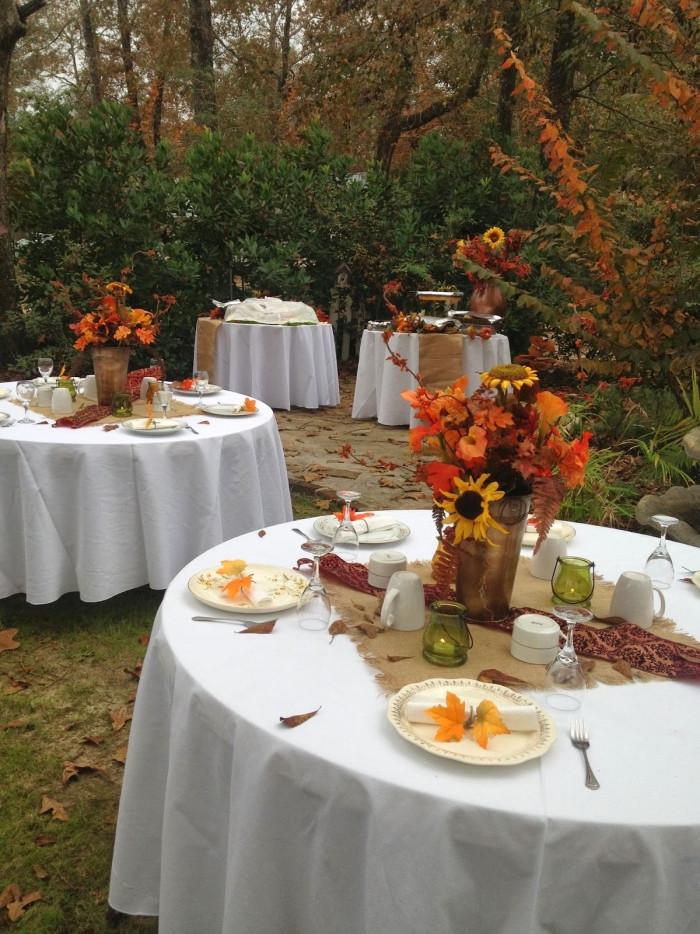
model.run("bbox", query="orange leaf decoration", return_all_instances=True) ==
[217,559,247,576]
[243,397,257,412]
[180,378,194,390]
[470,700,510,749]
[221,575,253,600]
[425,691,467,743]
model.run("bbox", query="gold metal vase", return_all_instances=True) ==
[92,346,131,406]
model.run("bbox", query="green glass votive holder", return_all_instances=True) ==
[422,601,473,667]
[111,392,133,417]
[551,555,595,606]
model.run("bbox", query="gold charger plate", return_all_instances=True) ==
[189,563,307,613]
[387,678,556,766]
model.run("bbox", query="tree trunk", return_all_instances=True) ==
[152,12,172,147]
[547,3,577,132]
[496,0,523,137]
[0,0,45,320]
[188,0,217,127]
[116,0,141,129]
[277,0,293,94]
[79,0,102,108]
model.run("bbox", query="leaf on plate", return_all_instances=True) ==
[477,668,531,688]
[470,700,510,749]
[279,706,321,728]
[612,658,634,680]
[237,620,276,633]
[218,559,247,577]
[0,628,20,653]
[109,707,132,731]
[221,574,253,599]
[426,691,467,742]
[243,397,257,412]
[39,795,68,821]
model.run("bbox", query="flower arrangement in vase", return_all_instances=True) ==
[453,227,531,316]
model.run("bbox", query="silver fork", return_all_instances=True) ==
[570,719,600,790]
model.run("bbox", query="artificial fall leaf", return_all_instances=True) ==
[110,707,132,731]
[112,744,128,764]
[477,669,531,689]
[39,795,68,821]
[221,574,253,599]
[218,559,247,576]
[355,622,380,639]
[279,706,321,728]
[237,620,276,633]
[243,397,257,412]
[0,628,20,653]
[103,423,119,431]
[470,700,511,750]
[328,620,347,639]
[426,691,467,743]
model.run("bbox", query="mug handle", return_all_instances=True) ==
[381,588,399,628]
[652,588,666,619]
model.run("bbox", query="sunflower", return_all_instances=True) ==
[480,364,539,393]
[436,474,507,544]
[482,227,505,251]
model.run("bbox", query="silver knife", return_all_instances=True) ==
[192,615,260,625]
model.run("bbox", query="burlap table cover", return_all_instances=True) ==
[24,395,200,425]
[416,333,464,391]
[320,556,700,695]
[195,317,223,375]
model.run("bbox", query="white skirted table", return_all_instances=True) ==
[194,319,340,410]
[110,511,700,934]
[0,384,292,604]
[351,329,511,426]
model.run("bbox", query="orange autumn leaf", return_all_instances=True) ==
[39,795,68,821]
[217,559,247,576]
[237,619,276,633]
[426,691,467,743]
[243,397,257,412]
[222,575,253,599]
[470,700,510,749]
[279,706,321,727]
[0,628,20,653]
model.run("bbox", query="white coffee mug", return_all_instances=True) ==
[36,384,53,407]
[530,532,568,580]
[79,374,97,399]
[380,571,425,631]
[609,570,665,629]
[51,387,74,416]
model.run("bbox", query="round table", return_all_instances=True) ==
[109,511,700,934]
[0,383,292,604]
[351,329,511,426]
[194,320,341,410]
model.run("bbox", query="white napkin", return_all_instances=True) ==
[347,517,398,534]
[405,695,539,732]
[231,581,273,607]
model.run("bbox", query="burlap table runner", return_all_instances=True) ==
[24,396,200,426]
[320,556,700,696]
[417,333,464,391]
[195,317,223,375]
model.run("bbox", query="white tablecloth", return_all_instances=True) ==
[0,384,291,604]
[194,321,341,410]
[109,511,700,934]
[351,329,511,426]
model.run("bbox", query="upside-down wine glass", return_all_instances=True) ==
[297,539,333,630]
[37,357,53,384]
[644,514,679,589]
[331,490,361,562]
[193,369,208,409]
[154,383,173,426]
[16,380,37,423]
[543,556,595,711]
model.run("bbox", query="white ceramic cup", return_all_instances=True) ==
[36,384,53,407]
[367,550,407,589]
[140,377,158,400]
[79,374,97,399]
[380,571,425,631]
[51,387,74,416]
[530,532,568,580]
[609,570,666,629]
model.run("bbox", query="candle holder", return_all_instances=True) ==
[422,601,473,667]
[111,392,133,417]
[551,556,595,606]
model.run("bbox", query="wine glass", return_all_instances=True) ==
[16,380,37,423]
[543,604,591,711]
[331,490,361,561]
[154,383,173,425]
[297,539,333,630]
[644,515,679,589]
[37,357,53,384]
[193,369,208,409]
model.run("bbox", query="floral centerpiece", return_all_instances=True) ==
[453,227,531,316]
[394,347,590,621]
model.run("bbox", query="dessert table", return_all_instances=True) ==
[109,511,700,934]
[351,329,511,426]
[0,383,292,604]
[194,319,340,410]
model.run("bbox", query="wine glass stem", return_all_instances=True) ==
[311,555,321,586]
[658,528,668,548]
[342,501,351,524]
[563,621,576,657]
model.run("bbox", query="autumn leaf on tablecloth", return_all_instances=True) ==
[0,628,20,653]
[328,620,348,640]
[258,529,266,537]
[426,691,467,743]
[280,706,321,728]
[477,669,531,689]
[244,397,257,412]
[237,620,276,633]
[218,559,247,577]
[39,795,68,821]
[222,575,253,600]
[103,423,119,431]
[470,700,510,750]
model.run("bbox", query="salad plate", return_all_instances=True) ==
[121,418,185,435]
[387,678,555,767]
[189,563,307,613]
[201,402,259,417]
[172,383,221,396]
[523,520,576,548]
[313,515,410,544]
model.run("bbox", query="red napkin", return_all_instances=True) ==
[52,404,112,428]
[125,366,162,399]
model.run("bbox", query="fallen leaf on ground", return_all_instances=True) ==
[62,761,109,784]
[0,629,20,653]
[6,889,42,921]
[378,478,396,487]
[0,885,21,908]
[280,706,321,728]
[237,620,276,633]
[82,735,104,746]
[110,707,132,731]
[34,834,56,847]
[123,662,142,680]
[39,795,68,821]
[112,743,128,764]
[138,633,150,645]
[32,866,49,880]
[2,720,25,730]
[3,677,30,694]
[314,499,332,510]
[477,669,531,688]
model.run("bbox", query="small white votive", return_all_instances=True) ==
[36,385,53,406]
[51,387,74,416]
[510,613,560,665]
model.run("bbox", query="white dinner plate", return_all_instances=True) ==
[388,678,556,767]
[313,515,411,544]
[121,417,185,435]
[523,520,576,548]
[189,563,307,613]
[201,402,259,417]
[0,388,11,399]
[0,412,10,424]
[172,384,221,396]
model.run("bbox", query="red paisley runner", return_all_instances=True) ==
[52,404,112,428]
